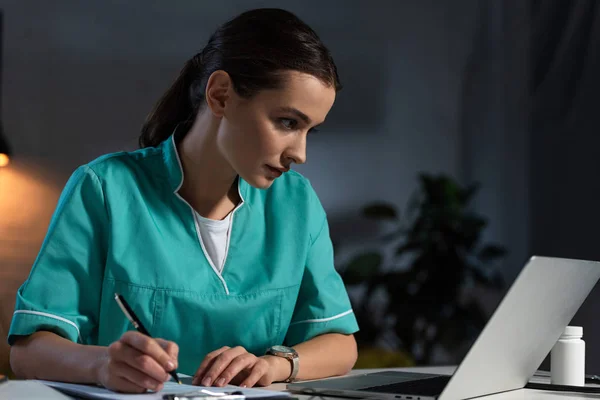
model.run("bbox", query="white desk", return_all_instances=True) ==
[1,367,597,399]
[268,366,600,399]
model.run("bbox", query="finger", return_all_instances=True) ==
[213,353,257,387]
[109,340,171,383]
[193,356,220,386]
[229,368,251,386]
[199,346,248,386]
[192,346,231,384]
[120,331,176,371]
[107,360,164,393]
[155,339,179,369]
[240,359,270,388]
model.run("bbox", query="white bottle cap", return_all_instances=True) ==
[563,326,583,336]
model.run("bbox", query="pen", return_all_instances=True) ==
[114,293,182,384]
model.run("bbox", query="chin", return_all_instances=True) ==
[242,175,276,190]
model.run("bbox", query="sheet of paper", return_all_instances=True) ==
[38,380,291,400]
[0,380,73,399]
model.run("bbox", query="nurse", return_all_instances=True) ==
[8,7,359,394]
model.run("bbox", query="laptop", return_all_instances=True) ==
[287,256,600,400]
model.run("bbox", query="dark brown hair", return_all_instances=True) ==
[139,8,341,148]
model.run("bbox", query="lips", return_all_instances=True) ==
[266,165,289,177]
[268,165,290,173]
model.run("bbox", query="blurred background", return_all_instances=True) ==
[1,0,600,378]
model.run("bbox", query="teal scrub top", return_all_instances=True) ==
[8,133,359,375]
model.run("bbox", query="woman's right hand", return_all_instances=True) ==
[96,331,179,393]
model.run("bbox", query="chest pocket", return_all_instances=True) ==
[97,279,300,376]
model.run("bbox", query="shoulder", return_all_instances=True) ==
[60,145,168,203]
[246,169,327,234]
[272,169,314,194]
[262,170,321,209]
[84,146,164,182]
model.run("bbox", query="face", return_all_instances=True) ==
[215,71,336,189]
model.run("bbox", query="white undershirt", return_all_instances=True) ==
[194,212,232,273]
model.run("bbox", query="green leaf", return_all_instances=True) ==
[468,265,505,289]
[460,214,488,249]
[459,182,480,206]
[477,245,508,262]
[395,240,422,255]
[442,176,461,204]
[469,266,494,286]
[341,252,383,285]
[363,203,398,220]
[380,227,406,242]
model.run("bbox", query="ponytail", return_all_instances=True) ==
[139,55,203,148]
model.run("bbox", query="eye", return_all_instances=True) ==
[279,118,298,130]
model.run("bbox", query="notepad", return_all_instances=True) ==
[38,380,291,400]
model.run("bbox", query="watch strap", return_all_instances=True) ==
[286,353,299,383]
[266,346,299,383]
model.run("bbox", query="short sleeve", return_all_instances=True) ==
[284,188,359,346]
[7,165,108,345]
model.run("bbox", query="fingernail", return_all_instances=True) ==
[240,384,247,388]
[167,361,175,370]
[202,377,211,386]
[216,378,225,386]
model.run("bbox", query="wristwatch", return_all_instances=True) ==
[266,345,299,383]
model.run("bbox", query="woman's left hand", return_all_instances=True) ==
[192,346,287,388]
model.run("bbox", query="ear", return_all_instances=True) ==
[204,70,232,118]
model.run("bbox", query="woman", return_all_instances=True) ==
[8,8,359,393]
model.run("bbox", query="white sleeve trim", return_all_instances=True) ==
[289,309,354,325]
[13,310,83,342]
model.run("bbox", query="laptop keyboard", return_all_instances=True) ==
[358,375,451,396]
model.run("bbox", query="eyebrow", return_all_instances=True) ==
[277,107,312,125]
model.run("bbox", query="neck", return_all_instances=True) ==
[177,112,240,219]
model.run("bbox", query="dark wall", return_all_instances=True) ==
[530,0,600,373]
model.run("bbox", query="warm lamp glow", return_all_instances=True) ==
[0,153,9,167]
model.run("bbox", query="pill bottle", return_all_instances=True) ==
[551,326,585,386]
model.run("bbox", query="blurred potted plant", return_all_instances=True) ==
[340,173,507,367]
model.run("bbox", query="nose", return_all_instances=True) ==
[284,134,307,165]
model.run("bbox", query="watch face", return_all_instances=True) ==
[271,345,292,353]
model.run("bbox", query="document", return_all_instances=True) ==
[38,379,291,400]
